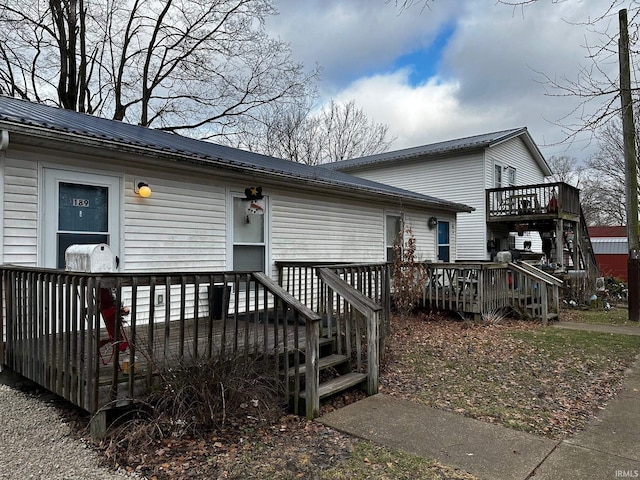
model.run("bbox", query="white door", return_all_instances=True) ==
[43,168,121,269]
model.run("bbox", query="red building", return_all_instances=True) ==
[588,226,628,281]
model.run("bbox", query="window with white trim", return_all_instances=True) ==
[437,221,450,262]
[385,214,403,263]
[495,164,516,188]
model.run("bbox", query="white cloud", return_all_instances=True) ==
[334,70,507,148]
[269,0,630,162]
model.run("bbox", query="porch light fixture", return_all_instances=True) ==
[428,216,438,229]
[135,181,152,198]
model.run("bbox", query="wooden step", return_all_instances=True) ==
[299,372,367,401]
[283,336,335,361]
[286,354,350,378]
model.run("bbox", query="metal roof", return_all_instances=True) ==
[325,127,552,176]
[0,96,472,213]
[591,237,628,255]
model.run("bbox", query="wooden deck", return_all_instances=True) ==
[2,266,382,427]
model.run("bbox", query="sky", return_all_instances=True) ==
[266,0,632,164]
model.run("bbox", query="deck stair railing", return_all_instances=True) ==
[276,262,388,414]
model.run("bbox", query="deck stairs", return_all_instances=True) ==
[285,332,368,415]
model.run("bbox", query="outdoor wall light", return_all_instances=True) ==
[428,216,438,229]
[134,181,152,198]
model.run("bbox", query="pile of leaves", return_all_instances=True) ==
[381,312,640,438]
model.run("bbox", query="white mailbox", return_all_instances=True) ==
[65,244,114,273]
[495,250,512,263]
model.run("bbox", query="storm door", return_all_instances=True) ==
[43,169,121,269]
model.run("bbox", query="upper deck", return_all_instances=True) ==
[486,182,581,224]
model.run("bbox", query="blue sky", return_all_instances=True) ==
[267,0,629,164]
[391,23,455,86]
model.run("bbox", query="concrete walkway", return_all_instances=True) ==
[320,323,640,480]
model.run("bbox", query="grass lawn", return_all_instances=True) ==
[561,304,640,326]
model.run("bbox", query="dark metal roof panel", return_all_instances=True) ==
[324,127,528,170]
[0,95,473,212]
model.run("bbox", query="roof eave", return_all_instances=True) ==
[3,121,473,213]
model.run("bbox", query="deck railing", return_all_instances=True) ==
[486,181,581,221]
[277,261,390,324]
[316,268,380,396]
[0,266,321,422]
[423,262,561,324]
[278,260,560,325]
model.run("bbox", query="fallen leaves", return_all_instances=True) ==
[380,311,640,439]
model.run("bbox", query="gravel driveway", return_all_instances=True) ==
[0,371,135,480]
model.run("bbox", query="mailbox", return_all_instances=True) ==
[495,251,512,263]
[65,244,114,273]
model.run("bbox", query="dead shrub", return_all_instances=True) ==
[391,225,428,321]
[101,353,285,462]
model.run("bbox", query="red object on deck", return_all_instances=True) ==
[98,288,129,353]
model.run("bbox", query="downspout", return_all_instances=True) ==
[0,129,8,152]
[0,130,7,266]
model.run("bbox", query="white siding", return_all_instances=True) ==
[4,156,38,265]
[271,191,383,266]
[344,153,484,260]
[488,138,547,253]
[270,190,446,269]
[124,176,226,271]
[487,137,546,187]
[1,143,453,277]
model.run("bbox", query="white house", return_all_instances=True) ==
[0,96,473,276]
[326,128,553,261]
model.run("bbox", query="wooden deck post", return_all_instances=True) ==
[304,317,320,419]
[90,410,107,441]
[541,283,549,326]
[367,309,379,395]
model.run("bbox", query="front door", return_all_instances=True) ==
[43,169,121,269]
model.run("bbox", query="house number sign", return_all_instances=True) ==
[72,198,90,207]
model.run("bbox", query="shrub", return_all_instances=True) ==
[391,225,427,321]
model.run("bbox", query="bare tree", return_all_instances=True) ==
[0,0,317,140]
[320,100,396,162]
[581,116,639,225]
[546,155,581,185]
[232,99,396,165]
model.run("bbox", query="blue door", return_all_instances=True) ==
[56,182,110,268]
[438,221,450,262]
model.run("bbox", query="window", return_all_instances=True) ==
[386,215,403,263]
[506,166,516,186]
[494,164,516,188]
[437,221,450,262]
[57,183,109,268]
[232,195,267,272]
